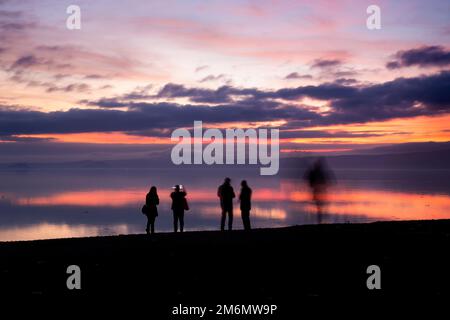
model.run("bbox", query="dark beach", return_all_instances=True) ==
[1,219,450,314]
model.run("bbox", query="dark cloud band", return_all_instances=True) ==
[1,71,449,137]
[387,46,450,69]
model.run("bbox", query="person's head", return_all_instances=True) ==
[150,186,157,194]
[174,185,180,192]
[224,177,231,185]
[241,180,248,188]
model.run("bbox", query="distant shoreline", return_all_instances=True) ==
[0,218,445,244]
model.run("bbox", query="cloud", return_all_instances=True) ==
[10,55,40,69]
[333,78,358,85]
[81,97,126,108]
[279,130,384,139]
[310,58,342,69]
[119,84,153,100]
[123,71,450,123]
[46,83,91,93]
[195,65,209,72]
[6,73,89,94]
[386,46,450,69]
[0,10,21,18]
[199,74,226,83]
[3,71,449,137]
[1,39,145,88]
[331,71,450,112]
[8,54,72,72]
[156,83,236,103]
[53,74,70,80]
[284,72,313,80]
[269,83,357,101]
[0,21,32,32]
[84,74,107,80]
[0,135,54,142]
[307,58,359,80]
[0,9,35,40]
[331,69,358,78]
[0,100,317,136]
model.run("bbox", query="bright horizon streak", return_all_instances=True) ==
[9,185,450,221]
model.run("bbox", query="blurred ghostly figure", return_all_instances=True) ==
[304,158,334,223]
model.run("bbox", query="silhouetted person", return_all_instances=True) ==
[239,180,252,230]
[218,177,235,231]
[145,186,159,234]
[171,185,187,232]
[304,158,334,224]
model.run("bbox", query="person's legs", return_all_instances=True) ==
[179,211,184,232]
[173,211,178,232]
[228,208,233,230]
[146,216,151,234]
[242,210,250,230]
[151,219,155,234]
[220,208,226,231]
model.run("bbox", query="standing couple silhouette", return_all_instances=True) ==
[142,184,188,234]
[217,177,252,231]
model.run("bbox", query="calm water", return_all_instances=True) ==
[1,168,450,241]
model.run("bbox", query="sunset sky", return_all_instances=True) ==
[1,0,449,161]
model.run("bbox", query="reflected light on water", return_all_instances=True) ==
[199,205,287,220]
[0,223,131,241]
[14,189,143,207]
[10,186,450,221]
[2,174,450,241]
[301,189,450,220]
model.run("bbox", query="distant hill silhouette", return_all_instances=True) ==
[1,142,450,170]
[281,148,450,170]
[356,141,450,155]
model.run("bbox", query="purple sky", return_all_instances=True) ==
[0,0,449,161]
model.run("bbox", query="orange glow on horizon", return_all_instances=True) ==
[291,114,450,145]
[7,114,449,149]
[15,132,171,145]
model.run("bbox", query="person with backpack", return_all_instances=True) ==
[142,186,159,234]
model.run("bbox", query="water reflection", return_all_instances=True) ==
[0,223,132,241]
[199,205,288,220]
[0,168,449,241]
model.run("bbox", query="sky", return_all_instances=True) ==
[0,0,449,162]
